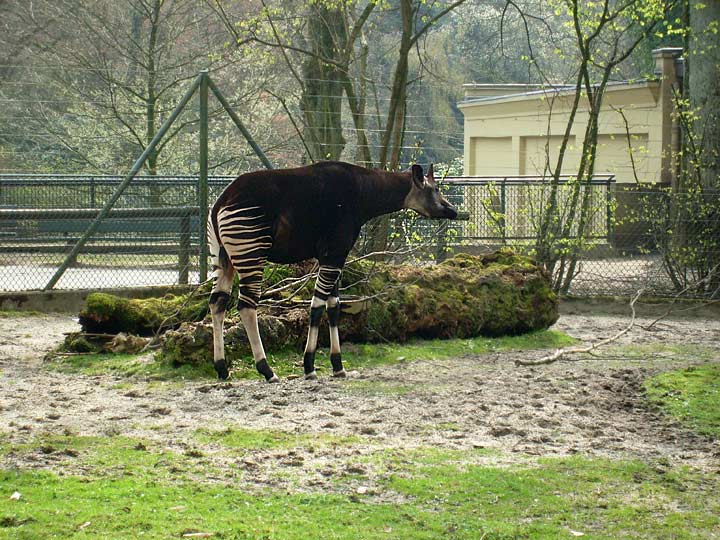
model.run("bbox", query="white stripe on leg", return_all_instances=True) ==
[238,307,267,362]
[327,296,341,355]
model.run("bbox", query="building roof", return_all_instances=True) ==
[458,79,659,108]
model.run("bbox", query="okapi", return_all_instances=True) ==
[207,160,458,382]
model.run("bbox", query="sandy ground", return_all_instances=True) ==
[1,304,718,492]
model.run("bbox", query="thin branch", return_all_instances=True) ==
[409,0,468,47]
[641,264,720,330]
[264,88,315,162]
[515,289,644,366]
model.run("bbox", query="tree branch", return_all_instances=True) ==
[515,289,644,366]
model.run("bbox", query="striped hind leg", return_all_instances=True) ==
[218,204,278,383]
[208,215,235,380]
[303,265,343,380]
[209,260,234,380]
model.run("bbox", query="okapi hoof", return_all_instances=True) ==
[267,374,280,383]
[332,369,347,378]
[304,371,318,381]
[214,360,230,381]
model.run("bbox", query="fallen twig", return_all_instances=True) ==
[62,332,118,339]
[515,289,643,367]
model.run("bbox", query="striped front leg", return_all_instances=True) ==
[326,282,345,378]
[303,265,343,380]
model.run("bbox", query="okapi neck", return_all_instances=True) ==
[363,171,412,219]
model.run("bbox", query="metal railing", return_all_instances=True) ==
[443,174,615,243]
[4,172,717,297]
[0,172,621,293]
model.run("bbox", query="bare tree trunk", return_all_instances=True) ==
[300,3,347,162]
[379,0,413,171]
[146,0,161,206]
[687,0,720,292]
[689,0,720,189]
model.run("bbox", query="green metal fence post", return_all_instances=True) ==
[43,73,203,290]
[500,178,507,244]
[198,70,209,283]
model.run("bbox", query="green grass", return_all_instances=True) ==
[645,363,720,438]
[46,353,216,381]
[383,451,720,539]
[45,329,576,382]
[194,426,362,451]
[339,329,576,373]
[201,328,576,380]
[0,310,44,318]
[610,343,717,363]
[1,435,718,539]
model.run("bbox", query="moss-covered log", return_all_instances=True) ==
[77,263,311,336]
[78,290,210,336]
[75,250,558,365]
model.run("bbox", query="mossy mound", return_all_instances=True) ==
[339,250,557,341]
[78,289,210,336]
[74,250,557,365]
[159,250,558,366]
[76,262,314,337]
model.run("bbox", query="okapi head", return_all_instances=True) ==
[404,163,458,219]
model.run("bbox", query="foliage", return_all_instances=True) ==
[624,41,720,296]
[509,0,683,293]
[0,0,611,176]
[628,184,720,295]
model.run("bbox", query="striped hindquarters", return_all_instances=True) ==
[214,203,273,308]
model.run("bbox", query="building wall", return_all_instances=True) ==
[460,83,665,184]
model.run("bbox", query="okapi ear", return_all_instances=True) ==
[411,164,424,188]
[427,163,434,180]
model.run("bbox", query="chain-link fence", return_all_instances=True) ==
[1,174,717,297]
[0,174,232,290]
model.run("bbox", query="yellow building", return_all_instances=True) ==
[457,48,683,244]
[459,48,683,184]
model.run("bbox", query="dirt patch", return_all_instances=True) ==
[1,307,718,493]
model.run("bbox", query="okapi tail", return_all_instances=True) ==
[207,204,230,273]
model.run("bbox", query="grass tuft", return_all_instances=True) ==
[644,363,720,438]
[195,426,362,451]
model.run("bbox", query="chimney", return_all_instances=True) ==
[652,47,683,186]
